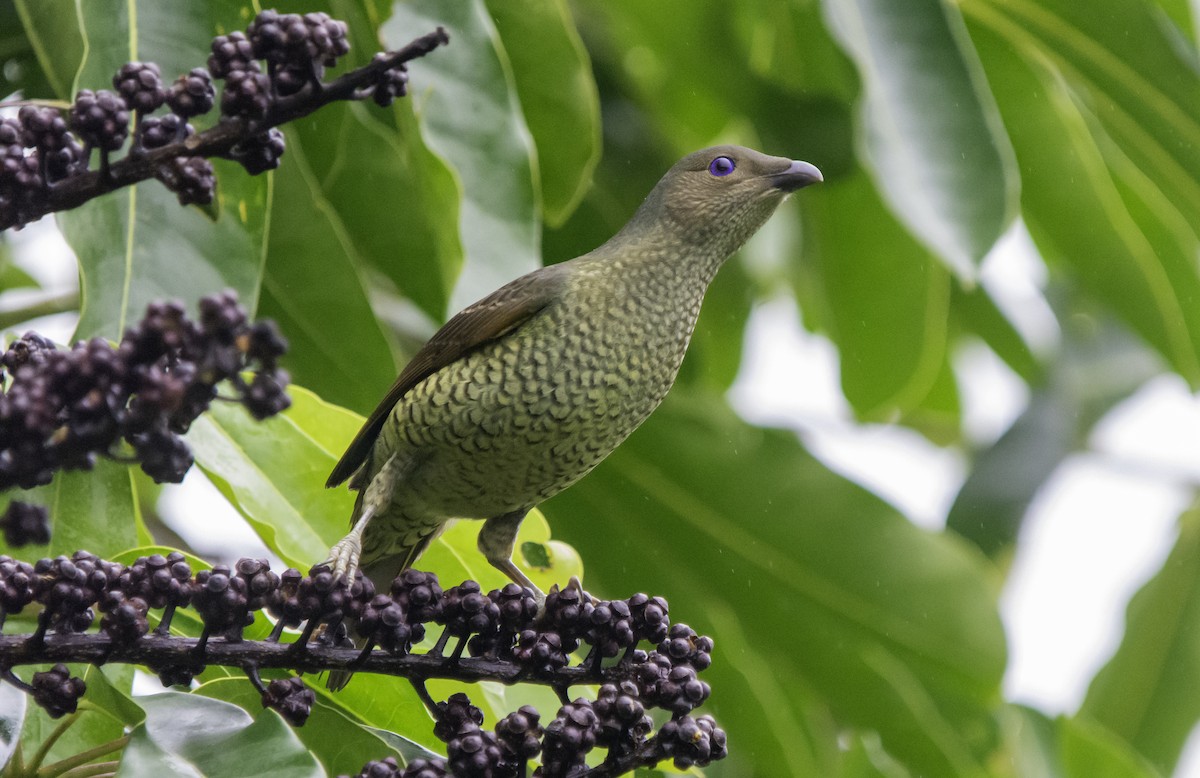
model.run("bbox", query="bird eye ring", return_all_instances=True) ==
[708,156,735,177]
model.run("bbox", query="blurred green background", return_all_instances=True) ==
[4,0,1200,775]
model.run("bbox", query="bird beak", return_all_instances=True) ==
[770,160,824,192]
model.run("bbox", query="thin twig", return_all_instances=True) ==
[38,738,128,778]
[25,711,79,772]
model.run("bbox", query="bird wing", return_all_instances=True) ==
[326,265,570,488]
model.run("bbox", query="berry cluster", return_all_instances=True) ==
[1,500,51,547]
[0,290,289,496]
[1,11,447,231]
[0,552,727,774]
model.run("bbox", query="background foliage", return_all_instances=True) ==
[1,0,1198,775]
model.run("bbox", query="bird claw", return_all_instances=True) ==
[324,536,361,583]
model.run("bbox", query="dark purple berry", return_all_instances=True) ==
[167,69,215,118]
[155,156,215,206]
[69,89,130,151]
[1,500,50,547]
[113,62,167,114]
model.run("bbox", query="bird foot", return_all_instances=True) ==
[323,534,362,583]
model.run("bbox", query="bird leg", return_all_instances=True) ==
[479,509,544,603]
[325,452,407,581]
[323,505,373,581]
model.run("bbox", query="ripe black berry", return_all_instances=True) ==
[0,555,36,619]
[656,714,727,769]
[69,89,131,152]
[30,664,87,718]
[433,692,484,743]
[221,65,272,118]
[1,500,51,547]
[168,68,216,118]
[18,106,70,153]
[155,156,215,206]
[113,62,167,114]
[229,128,286,175]
[355,593,411,654]
[209,31,257,78]
[511,629,568,676]
[541,699,598,777]
[261,676,315,726]
[495,705,542,767]
[399,758,448,778]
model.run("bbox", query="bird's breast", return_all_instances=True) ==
[378,259,710,518]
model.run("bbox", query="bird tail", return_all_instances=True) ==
[325,529,443,691]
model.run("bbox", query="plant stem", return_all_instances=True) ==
[37,739,127,778]
[0,290,80,331]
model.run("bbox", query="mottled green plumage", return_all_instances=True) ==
[325,145,822,601]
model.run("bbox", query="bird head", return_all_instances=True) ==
[628,145,823,258]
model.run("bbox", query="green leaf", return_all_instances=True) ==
[1002,706,1064,778]
[55,3,268,342]
[952,283,1041,385]
[1080,502,1200,773]
[188,384,360,568]
[0,458,138,560]
[271,100,462,327]
[0,682,25,770]
[483,0,602,226]
[1060,716,1163,778]
[195,677,405,777]
[383,0,542,311]
[262,3,464,324]
[964,0,1200,385]
[798,167,953,421]
[947,310,1156,556]
[119,694,321,778]
[543,390,1005,778]
[81,664,145,728]
[822,0,1017,277]
[10,0,82,99]
[999,706,1162,778]
[18,666,134,770]
[258,132,399,416]
[841,734,916,778]
[0,255,39,291]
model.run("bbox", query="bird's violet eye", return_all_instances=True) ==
[708,156,735,177]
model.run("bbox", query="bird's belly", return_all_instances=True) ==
[378,315,683,519]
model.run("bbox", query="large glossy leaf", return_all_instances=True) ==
[46,2,269,341]
[188,384,359,568]
[273,100,463,327]
[263,0,464,324]
[543,390,1006,778]
[1080,502,1200,773]
[1001,706,1162,778]
[0,458,138,560]
[258,133,399,416]
[483,0,601,227]
[798,167,953,421]
[196,678,406,777]
[9,0,82,99]
[1060,716,1163,778]
[822,0,1017,277]
[963,0,1200,386]
[383,0,541,312]
[119,694,321,778]
[969,0,1200,230]
[17,666,135,772]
